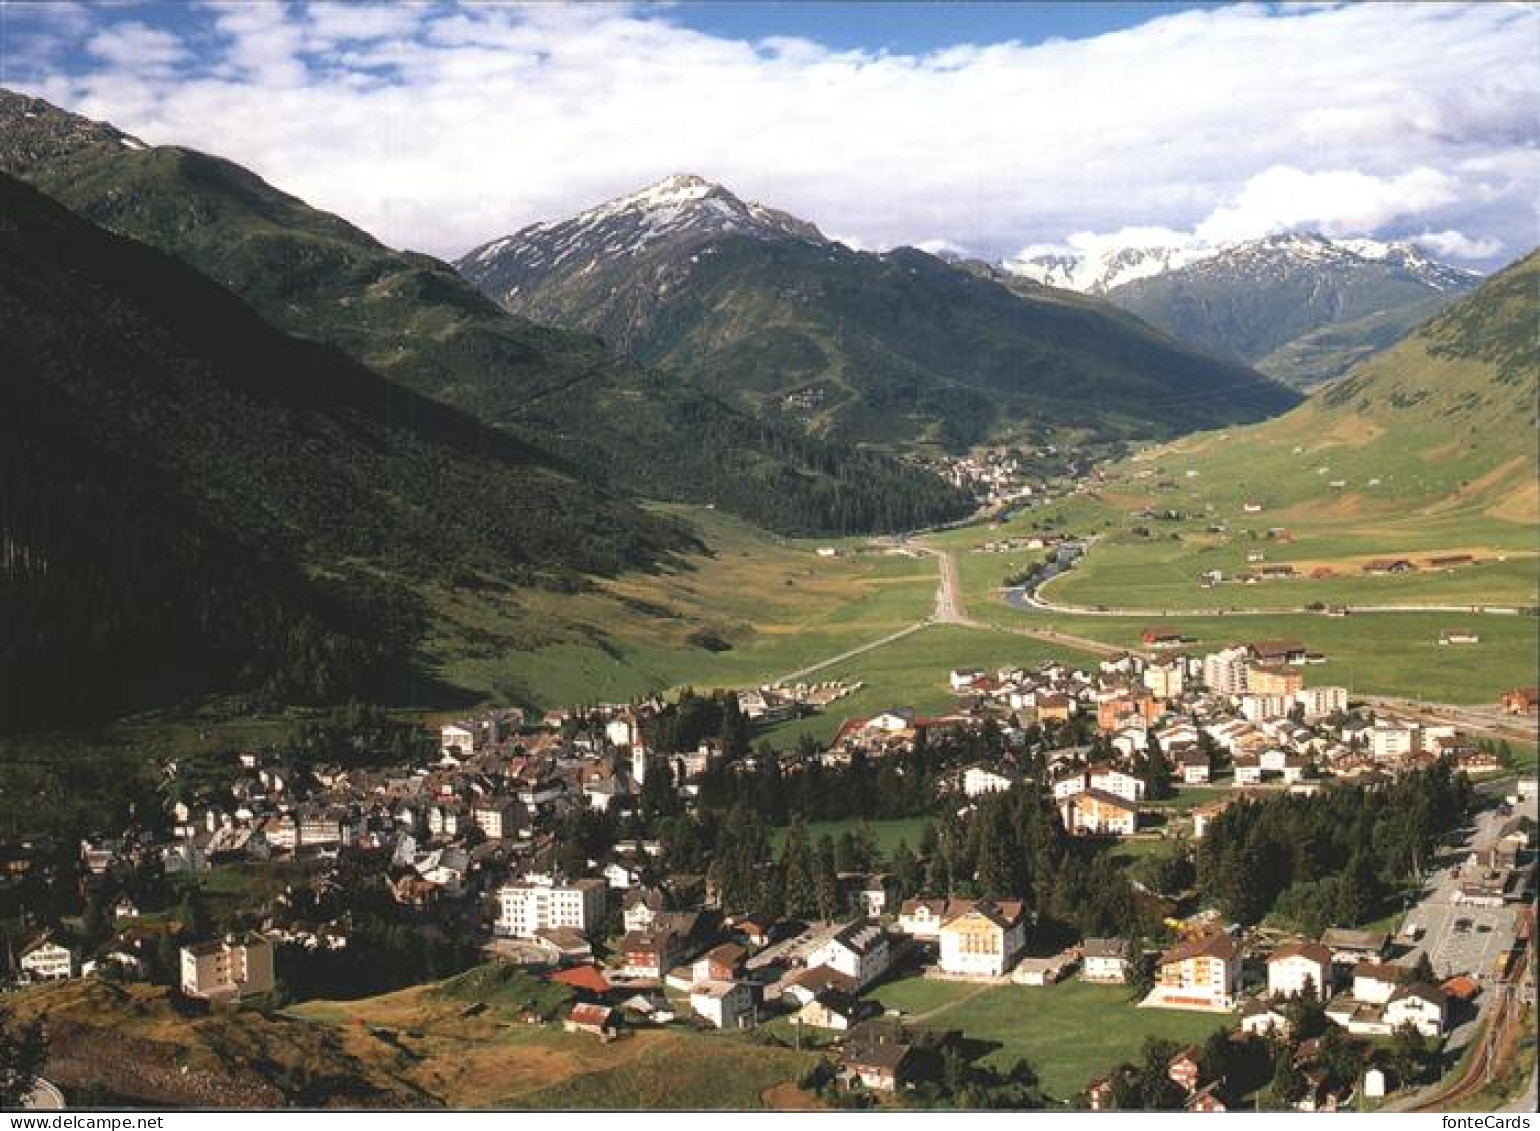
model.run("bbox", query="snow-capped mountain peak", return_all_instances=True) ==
[463,174,825,274]
[1003,231,1480,295]
[1002,242,1216,293]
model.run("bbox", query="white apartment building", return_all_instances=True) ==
[1142,662,1185,700]
[1370,721,1419,762]
[495,878,607,939]
[180,933,276,1001]
[1295,686,1348,720]
[1202,647,1251,696]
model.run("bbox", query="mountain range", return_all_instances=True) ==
[458,175,1299,450]
[0,91,971,540]
[1007,233,1482,388]
[0,170,703,727]
[1142,248,1537,523]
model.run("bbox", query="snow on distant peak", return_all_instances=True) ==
[1002,230,1480,294]
[1002,242,1214,293]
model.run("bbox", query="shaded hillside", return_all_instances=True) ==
[459,176,1300,451]
[0,91,968,536]
[0,172,696,728]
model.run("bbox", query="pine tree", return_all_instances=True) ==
[0,1004,46,1107]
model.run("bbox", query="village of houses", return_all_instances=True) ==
[4,631,1536,1111]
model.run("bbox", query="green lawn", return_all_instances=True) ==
[867,977,1234,1102]
[768,816,934,860]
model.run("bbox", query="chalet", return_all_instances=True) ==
[937,899,1026,977]
[729,913,777,949]
[1059,789,1139,837]
[1168,1046,1202,1093]
[1267,941,1333,999]
[1152,933,1241,1011]
[1012,950,1078,986]
[690,980,756,1030]
[1036,693,1074,723]
[1384,984,1447,1038]
[1233,754,1264,786]
[622,886,667,932]
[781,964,858,1008]
[564,1002,620,1039]
[1088,764,1147,803]
[807,920,891,989]
[619,929,678,980]
[1352,961,1412,1004]
[1081,937,1133,984]
[18,939,74,983]
[1320,928,1388,966]
[897,898,951,940]
[1178,750,1212,785]
[1247,640,1308,666]
[797,989,866,1031]
[692,942,747,984]
[1239,999,1291,1037]
[841,1031,916,1093]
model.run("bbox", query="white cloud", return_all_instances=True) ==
[1412,229,1505,260]
[10,1,1536,267]
[1194,166,1463,245]
[86,21,188,73]
[913,238,970,258]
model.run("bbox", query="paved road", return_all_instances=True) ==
[1010,580,1526,620]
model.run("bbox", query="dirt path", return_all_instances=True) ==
[906,979,998,1024]
[768,622,928,686]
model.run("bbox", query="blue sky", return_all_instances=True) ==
[3,2,1534,265]
[669,2,1223,54]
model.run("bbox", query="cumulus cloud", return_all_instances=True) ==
[86,21,188,74]
[1412,228,1505,260]
[1193,166,1464,245]
[4,1,1535,266]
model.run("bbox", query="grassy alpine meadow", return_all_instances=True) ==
[421,504,939,709]
[867,977,1233,1103]
[1014,608,1538,705]
[753,623,1103,747]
